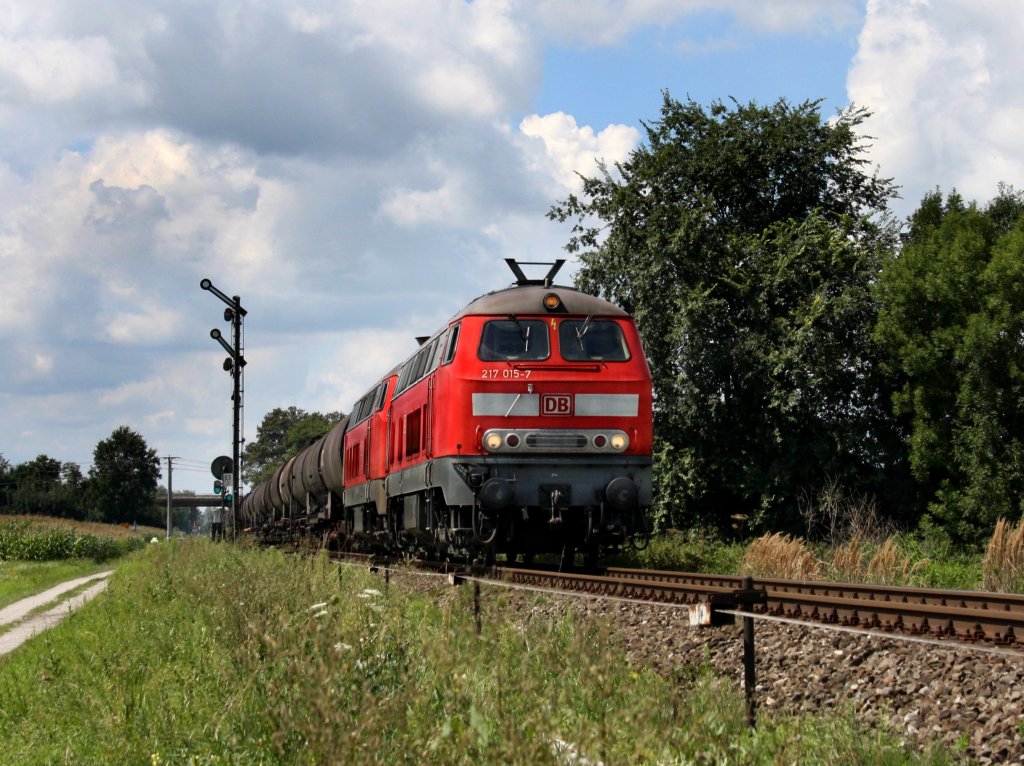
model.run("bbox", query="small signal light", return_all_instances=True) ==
[543,293,562,311]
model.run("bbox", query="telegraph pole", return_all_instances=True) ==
[165,455,178,540]
[201,278,247,538]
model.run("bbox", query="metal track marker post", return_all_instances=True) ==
[735,576,765,728]
[473,580,482,635]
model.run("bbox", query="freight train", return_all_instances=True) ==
[240,259,653,565]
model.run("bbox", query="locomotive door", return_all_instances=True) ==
[425,376,434,458]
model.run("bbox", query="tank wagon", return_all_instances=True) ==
[241,259,654,564]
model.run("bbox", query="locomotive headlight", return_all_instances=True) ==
[483,431,503,451]
[610,433,629,451]
[543,293,562,311]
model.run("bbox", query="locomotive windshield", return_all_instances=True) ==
[558,319,630,361]
[478,318,550,361]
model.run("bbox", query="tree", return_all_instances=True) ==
[0,453,9,510]
[242,407,345,486]
[550,94,902,532]
[6,454,63,516]
[87,426,161,524]
[874,186,1024,544]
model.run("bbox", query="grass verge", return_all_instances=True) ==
[0,540,952,764]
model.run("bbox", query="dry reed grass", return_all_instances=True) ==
[828,536,866,582]
[864,537,922,585]
[982,518,1024,593]
[741,533,822,580]
[746,533,922,586]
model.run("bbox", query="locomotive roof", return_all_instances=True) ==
[452,283,629,320]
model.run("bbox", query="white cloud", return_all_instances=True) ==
[0,35,129,105]
[304,327,425,414]
[103,306,183,345]
[518,112,639,194]
[849,0,1024,214]
[32,353,54,375]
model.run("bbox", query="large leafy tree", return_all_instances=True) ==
[874,186,1024,544]
[4,454,63,516]
[242,407,345,486]
[87,426,161,524]
[551,94,902,532]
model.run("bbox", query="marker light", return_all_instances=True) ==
[484,432,503,451]
[610,433,629,451]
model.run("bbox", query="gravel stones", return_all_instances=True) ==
[488,588,1024,763]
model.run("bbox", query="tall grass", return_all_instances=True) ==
[0,518,146,563]
[742,533,823,579]
[0,541,946,764]
[741,532,926,586]
[983,518,1024,593]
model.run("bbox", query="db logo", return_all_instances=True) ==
[541,394,574,416]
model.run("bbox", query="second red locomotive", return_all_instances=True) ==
[242,259,653,564]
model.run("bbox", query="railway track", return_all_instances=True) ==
[496,565,1024,649]
[327,550,1024,649]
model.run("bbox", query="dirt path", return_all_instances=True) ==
[0,571,113,657]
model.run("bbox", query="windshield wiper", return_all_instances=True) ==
[508,314,530,352]
[576,315,593,346]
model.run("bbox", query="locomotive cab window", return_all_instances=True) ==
[478,318,549,361]
[442,323,460,365]
[558,319,630,361]
[373,379,390,412]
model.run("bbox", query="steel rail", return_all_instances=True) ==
[603,567,1024,616]
[498,565,1024,648]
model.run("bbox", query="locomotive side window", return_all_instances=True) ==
[478,319,549,361]
[373,379,390,412]
[558,320,630,361]
[351,388,377,425]
[442,323,460,365]
[395,337,440,397]
[429,331,447,370]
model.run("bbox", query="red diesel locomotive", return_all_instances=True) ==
[242,259,653,563]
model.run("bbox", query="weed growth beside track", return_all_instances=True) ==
[0,540,951,764]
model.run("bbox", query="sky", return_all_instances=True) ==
[1,0,1022,494]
